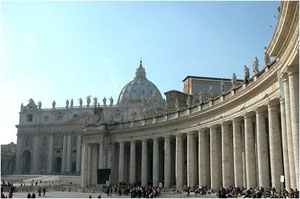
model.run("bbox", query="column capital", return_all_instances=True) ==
[221,121,231,126]
[153,137,159,141]
[244,112,254,119]
[164,135,171,139]
[176,134,183,138]
[268,100,279,108]
[130,140,136,143]
[287,66,299,75]
[256,106,267,114]
[210,125,218,130]
[232,117,242,123]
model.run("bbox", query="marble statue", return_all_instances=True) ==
[70,99,73,108]
[175,98,179,111]
[79,98,83,108]
[109,97,113,107]
[131,111,136,121]
[186,95,192,108]
[198,92,203,104]
[231,73,237,88]
[21,103,24,110]
[28,98,34,104]
[86,96,91,107]
[264,47,270,65]
[93,97,98,107]
[253,57,259,75]
[209,85,214,98]
[142,108,146,119]
[103,97,107,107]
[52,100,56,109]
[244,65,250,82]
[220,80,225,94]
[38,101,42,109]
[66,99,69,108]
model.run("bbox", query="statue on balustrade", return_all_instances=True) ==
[93,97,98,107]
[109,97,113,107]
[175,98,179,111]
[186,95,192,108]
[78,98,83,108]
[21,103,24,111]
[86,96,91,107]
[38,101,42,109]
[52,100,56,109]
[103,97,107,107]
[231,73,237,88]
[244,65,250,83]
[253,57,259,75]
[198,92,203,104]
[264,47,270,65]
[70,99,73,108]
[65,99,69,108]
[208,85,214,99]
[220,80,225,94]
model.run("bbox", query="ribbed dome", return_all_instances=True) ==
[117,60,163,105]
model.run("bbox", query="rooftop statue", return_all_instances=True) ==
[186,95,192,108]
[175,98,179,111]
[79,98,83,108]
[52,100,56,109]
[28,98,35,105]
[209,85,214,98]
[264,47,270,65]
[70,99,73,108]
[220,80,225,94]
[131,111,136,121]
[231,73,237,88]
[93,97,98,107]
[21,103,24,110]
[103,97,107,107]
[38,101,42,109]
[198,92,203,104]
[142,108,146,119]
[109,97,113,107]
[86,96,91,107]
[253,57,259,75]
[66,99,69,108]
[244,65,250,83]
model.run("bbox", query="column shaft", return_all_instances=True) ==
[118,141,125,183]
[176,135,183,188]
[233,120,243,188]
[222,123,233,188]
[256,109,270,188]
[61,133,67,172]
[66,133,72,173]
[288,70,299,187]
[15,135,22,174]
[32,135,39,173]
[283,78,296,188]
[98,138,105,169]
[76,135,81,173]
[141,139,148,186]
[210,126,221,190]
[164,136,171,187]
[244,115,257,188]
[268,104,283,190]
[153,138,159,186]
[187,133,196,187]
[47,134,54,173]
[199,129,210,186]
[130,141,136,184]
[81,143,89,186]
[280,98,290,190]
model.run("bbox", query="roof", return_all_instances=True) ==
[182,75,244,82]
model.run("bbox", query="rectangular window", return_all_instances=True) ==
[27,114,33,122]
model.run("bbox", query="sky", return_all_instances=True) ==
[0,1,280,145]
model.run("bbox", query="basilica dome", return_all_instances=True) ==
[117,61,163,105]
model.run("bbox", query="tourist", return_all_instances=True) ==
[43,187,46,196]
[38,188,41,196]
[32,192,36,198]
[97,194,101,198]
[88,195,92,198]
[27,193,31,198]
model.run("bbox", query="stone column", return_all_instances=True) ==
[288,69,299,187]
[198,129,210,186]
[15,135,22,174]
[210,126,221,190]
[256,107,270,188]
[141,139,148,186]
[32,135,39,173]
[175,134,183,188]
[244,114,257,189]
[47,133,54,173]
[268,103,283,190]
[66,133,72,173]
[153,138,159,187]
[98,138,105,169]
[164,135,171,187]
[280,98,290,190]
[222,122,233,188]
[81,143,89,186]
[130,140,136,184]
[233,119,243,188]
[61,133,67,173]
[76,134,81,174]
[187,132,196,187]
[283,77,296,189]
[118,141,125,183]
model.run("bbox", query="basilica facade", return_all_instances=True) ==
[15,1,298,191]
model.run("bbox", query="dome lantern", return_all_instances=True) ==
[135,60,146,79]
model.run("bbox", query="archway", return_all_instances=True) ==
[22,150,31,174]
[55,157,62,173]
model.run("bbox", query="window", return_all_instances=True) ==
[44,116,49,121]
[27,114,33,122]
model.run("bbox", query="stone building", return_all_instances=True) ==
[1,142,16,175]
[14,1,299,191]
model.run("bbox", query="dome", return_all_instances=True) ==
[117,60,163,105]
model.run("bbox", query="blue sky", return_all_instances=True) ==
[0,1,279,144]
